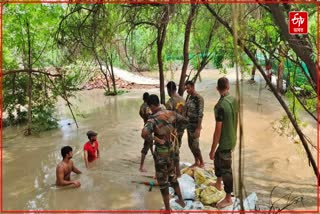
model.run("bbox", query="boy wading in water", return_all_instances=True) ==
[209,77,238,209]
[56,146,82,187]
[141,94,186,211]
[84,130,100,168]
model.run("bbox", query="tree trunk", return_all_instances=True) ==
[205,4,319,181]
[157,27,166,104]
[192,17,216,84]
[12,74,16,96]
[109,55,117,94]
[26,21,32,136]
[157,6,170,104]
[94,50,110,92]
[251,64,256,80]
[277,60,284,94]
[178,4,198,96]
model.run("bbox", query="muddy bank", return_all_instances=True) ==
[82,71,159,90]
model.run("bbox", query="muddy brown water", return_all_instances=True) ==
[3,69,317,211]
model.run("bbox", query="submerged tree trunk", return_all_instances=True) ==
[178,4,198,96]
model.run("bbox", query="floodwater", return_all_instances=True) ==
[2,69,317,211]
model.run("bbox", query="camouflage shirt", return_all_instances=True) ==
[185,93,204,124]
[165,94,186,132]
[165,94,185,115]
[139,102,151,124]
[143,109,187,148]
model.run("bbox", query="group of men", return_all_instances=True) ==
[139,77,238,210]
[139,81,205,174]
[55,77,238,211]
[55,130,100,188]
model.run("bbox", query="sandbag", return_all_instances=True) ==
[179,162,192,170]
[199,186,226,205]
[177,174,195,200]
[194,167,206,185]
[181,167,194,177]
[169,198,193,210]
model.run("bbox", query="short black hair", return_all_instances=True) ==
[147,94,160,106]
[166,81,177,91]
[61,146,72,158]
[217,77,229,91]
[87,130,98,139]
[143,92,149,102]
[185,80,194,87]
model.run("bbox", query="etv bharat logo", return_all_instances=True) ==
[289,12,308,35]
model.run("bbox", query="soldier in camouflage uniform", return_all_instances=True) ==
[141,94,186,211]
[139,92,153,172]
[165,81,186,177]
[185,81,205,168]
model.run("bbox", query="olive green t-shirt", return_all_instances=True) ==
[214,93,238,151]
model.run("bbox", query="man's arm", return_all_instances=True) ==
[209,121,222,160]
[209,106,224,160]
[84,150,89,168]
[56,165,80,187]
[195,95,204,137]
[141,118,154,139]
[72,160,82,174]
[175,112,188,125]
[96,144,100,159]
[141,128,152,141]
[139,105,144,119]
[165,100,173,111]
[142,129,166,145]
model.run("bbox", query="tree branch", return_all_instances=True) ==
[3,69,62,77]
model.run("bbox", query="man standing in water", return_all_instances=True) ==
[209,77,238,209]
[139,92,153,172]
[141,94,186,211]
[185,81,205,168]
[165,81,186,177]
[56,146,82,187]
[84,130,100,168]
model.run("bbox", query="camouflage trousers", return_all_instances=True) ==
[187,123,202,159]
[214,150,233,194]
[154,146,177,189]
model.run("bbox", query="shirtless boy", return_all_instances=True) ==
[56,146,82,187]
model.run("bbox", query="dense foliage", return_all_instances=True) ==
[3,4,317,134]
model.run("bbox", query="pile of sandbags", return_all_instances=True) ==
[184,166,225,206]
[169,163,225,210]
[170,162,258,211]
